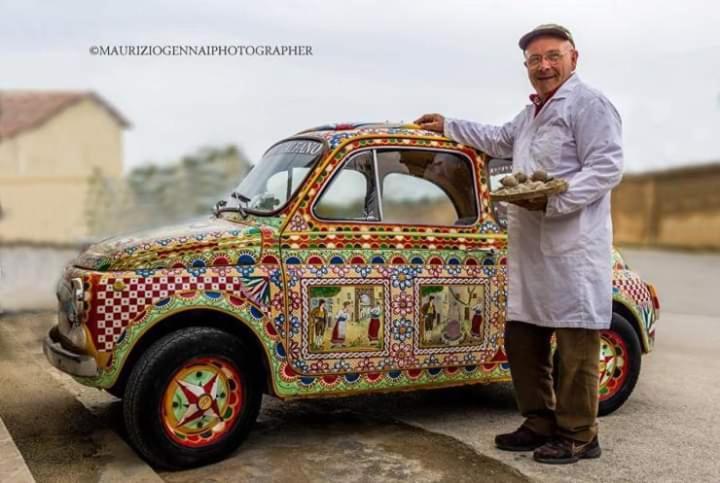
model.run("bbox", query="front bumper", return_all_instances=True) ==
[43,326,98,377]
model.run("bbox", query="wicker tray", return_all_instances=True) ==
[490,178,568,202]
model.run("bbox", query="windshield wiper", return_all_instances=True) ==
[231,191,250,205]
[213,199,227,217]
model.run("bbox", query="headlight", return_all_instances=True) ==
[58,277,85,325]
[56,277,89,353]
[71,278,85,321]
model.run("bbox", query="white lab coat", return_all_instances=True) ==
[444,74,623,329]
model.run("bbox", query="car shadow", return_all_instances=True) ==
[157,384,527,483]
[92,383,525,481]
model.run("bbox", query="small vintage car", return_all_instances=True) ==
[45,123,660,469]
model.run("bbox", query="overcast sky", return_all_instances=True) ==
[2,0,719,173]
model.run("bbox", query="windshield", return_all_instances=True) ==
[226,139,324,213]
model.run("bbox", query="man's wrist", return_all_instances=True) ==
[442,117,451,136]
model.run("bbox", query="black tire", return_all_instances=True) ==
[553,312,642,417]
[123,327,262,469]
[105,384,124,399]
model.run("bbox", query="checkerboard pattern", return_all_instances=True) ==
[93,275,246,351]
[613,276,651,307]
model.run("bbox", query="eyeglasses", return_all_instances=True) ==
[524,49,573,68]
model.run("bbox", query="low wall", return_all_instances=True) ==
[0,243,83,312]
[612,163,720,250]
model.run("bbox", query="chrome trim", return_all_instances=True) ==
[43,327,98,377]
[309,145,482,227]
[372,149,384,221]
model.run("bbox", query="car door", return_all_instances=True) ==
[279,140,509,379]
[372,148,508,371]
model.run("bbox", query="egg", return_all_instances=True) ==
[501,175,519,187]
[531,169,548,182]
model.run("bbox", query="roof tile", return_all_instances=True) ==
[0,90,129,139]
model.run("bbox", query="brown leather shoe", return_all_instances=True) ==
[495,426,551,451]
[533,436,602,464]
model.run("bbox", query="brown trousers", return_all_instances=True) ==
[504,320,601,443]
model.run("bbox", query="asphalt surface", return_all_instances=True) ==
[0,248,718,482]
[380,248,720,482]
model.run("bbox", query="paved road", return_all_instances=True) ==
[0,248,718,482]
[377,248,720,482]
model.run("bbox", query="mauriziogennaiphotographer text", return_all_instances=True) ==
[89,44,313,57]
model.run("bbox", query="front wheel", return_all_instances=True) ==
[123,327,262,469]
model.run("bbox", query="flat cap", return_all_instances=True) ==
[518,23,575,50]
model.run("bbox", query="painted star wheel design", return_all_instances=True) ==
[175,373,223,428]
[598,330,628,401]
[161,356,245,448]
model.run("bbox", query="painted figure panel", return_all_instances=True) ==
[308,284,385,352]
[418,283,490,347]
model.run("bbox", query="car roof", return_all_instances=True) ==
[293,122,454,149]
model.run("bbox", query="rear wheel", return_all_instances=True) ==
[123,327,261,469]
[597,313,642,415]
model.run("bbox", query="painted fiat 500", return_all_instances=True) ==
[44,123,660,469]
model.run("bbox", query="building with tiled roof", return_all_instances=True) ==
[0,90,129,243]
[0,91,129,140]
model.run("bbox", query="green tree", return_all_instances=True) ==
[85,144,252,239]
[421,285,444,297]
[310,286,342,298]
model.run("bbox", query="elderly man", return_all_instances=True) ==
[415,24,623,464]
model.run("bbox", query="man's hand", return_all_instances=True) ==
[414,113,445,133]
[513,197,547,212]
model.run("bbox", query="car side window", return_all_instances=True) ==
[376,149,478,226]
[486,158,513,229]
[314,151,380,221]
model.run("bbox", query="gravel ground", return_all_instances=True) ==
[0,314,526,482]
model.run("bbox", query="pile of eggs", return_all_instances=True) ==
[498,170,554,192]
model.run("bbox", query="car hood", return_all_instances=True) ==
[73,216,279,271]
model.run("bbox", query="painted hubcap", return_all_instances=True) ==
[598,330,628,401]
[161,356,244,447]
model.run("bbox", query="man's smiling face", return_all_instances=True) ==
[524,35,578,99]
